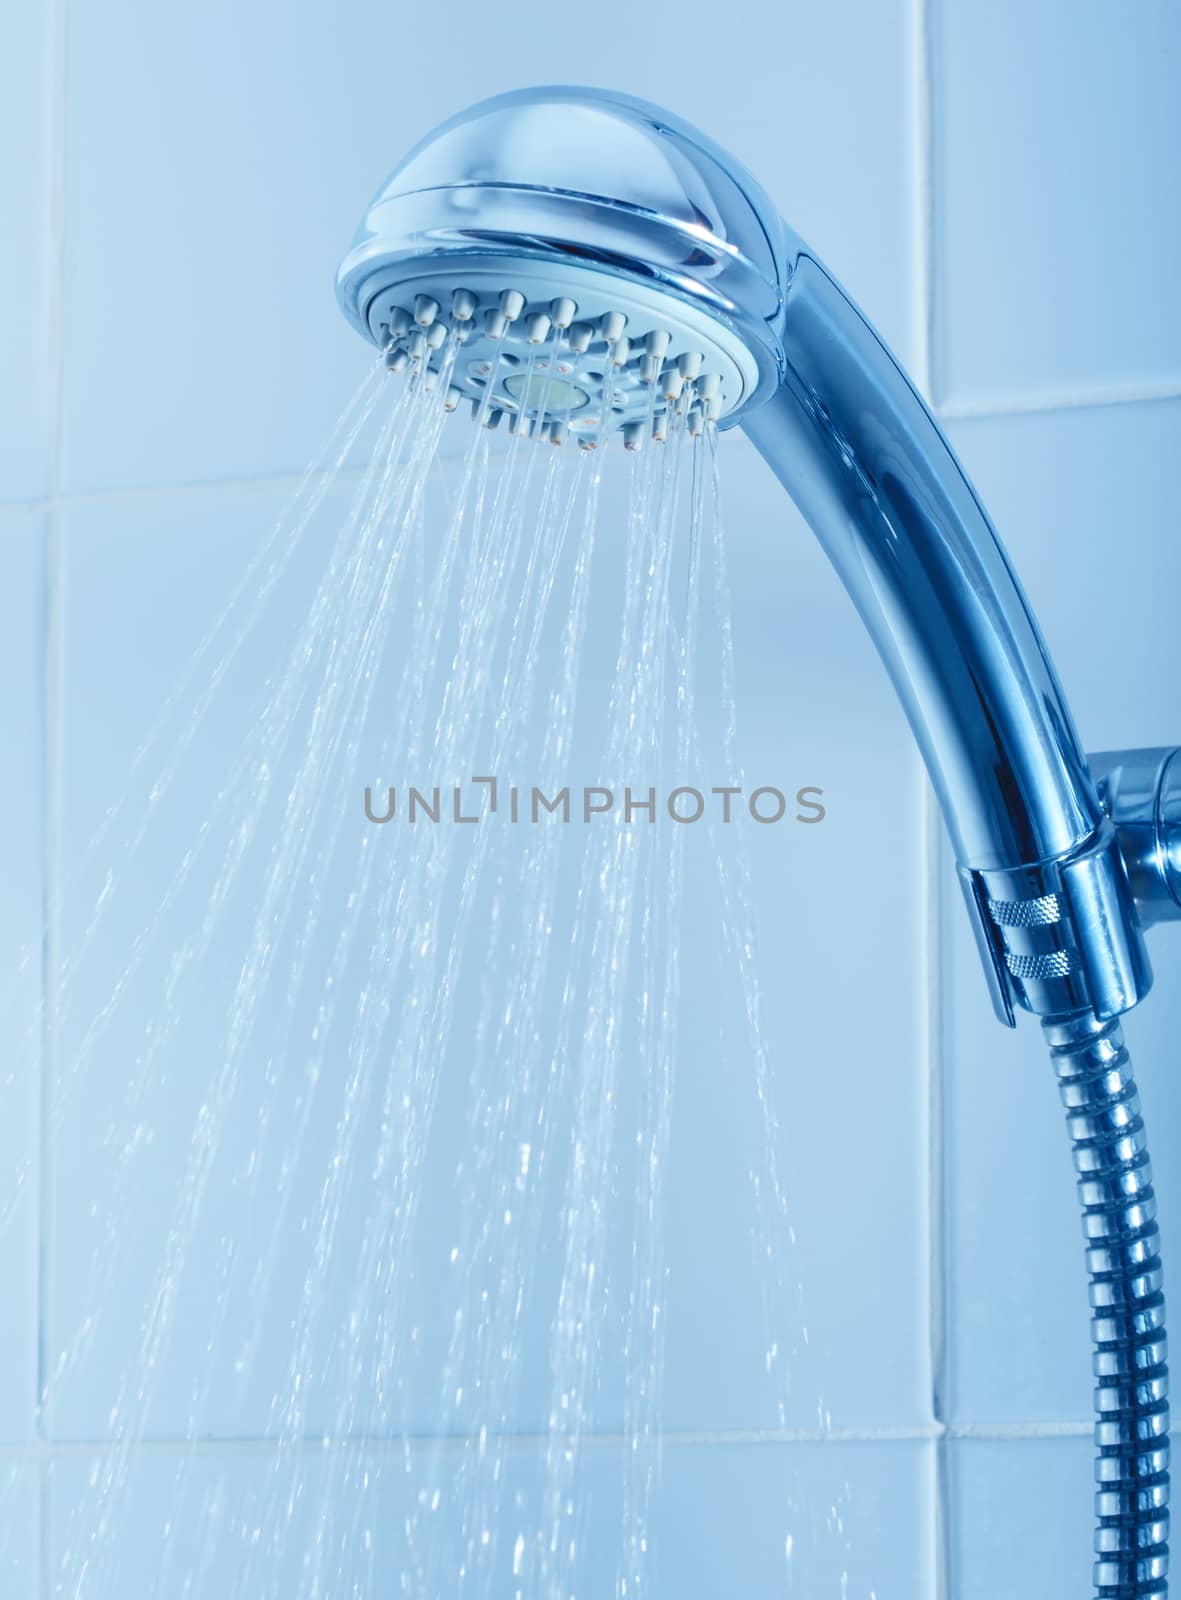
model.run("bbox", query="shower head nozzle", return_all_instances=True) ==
[335,87,789,445]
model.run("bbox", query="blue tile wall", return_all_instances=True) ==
[0,2,53,501]
[948,1435,1093,1598]
[0,1466,40,1595]
[0,513,44,1445]
[934,0,1181,408]
[49,1439,931,1598]
[45,448,925,1444]
[0,0,1178,1594]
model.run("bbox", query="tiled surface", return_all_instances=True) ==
[0,1465,40,1594]
[49,1439,931,1597]
[0,0,53,501]
[46,447,927,1442]
[934,0,1181,408]
[60,0,915,492]
[659,443,928,1433]
[948,1436,1093,1598]
[46,470,447,1441]
[0,0,1176,1593]
[941,402,1181,1424]
[945,400,1181,755]
[0,513,44,1444]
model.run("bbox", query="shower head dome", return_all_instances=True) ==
[335,87,791,445]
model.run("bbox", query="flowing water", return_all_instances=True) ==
[36,352,857,1597]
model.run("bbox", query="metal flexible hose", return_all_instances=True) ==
[1045,1012,1170,1597]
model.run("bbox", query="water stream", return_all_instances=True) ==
[39,359,852,1598]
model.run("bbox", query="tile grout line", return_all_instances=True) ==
[0,377,1180,520]
[0,1418,1111,1468]
[0,1419,1109,1462]
[937,377,1181,423]
[39,0,70,1588]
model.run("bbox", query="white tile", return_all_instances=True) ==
[45,437,929,1441]
[0,511,44,1443]
[60,0,915,493]
[934,1,1181,407]
[940,401,1181,1424]
[49,1438,932,1597]
[946,400,1181,754]
[656,443,931,1433]
[0,1463,40,1593]
[46,468,410,1441]
[948,1436,1092,1598]
[0,0,53,499]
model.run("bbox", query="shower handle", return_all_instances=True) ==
[742,253,1155,1027]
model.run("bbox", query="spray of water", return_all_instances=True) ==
[57,363,455,1596]
[45,366,853,1597]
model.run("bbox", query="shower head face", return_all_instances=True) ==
[335,87,790,445]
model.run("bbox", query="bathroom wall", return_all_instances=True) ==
[1,1,1178,1594]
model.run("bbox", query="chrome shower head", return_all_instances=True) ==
[336,85,1151,1028]
[336,88,785,446]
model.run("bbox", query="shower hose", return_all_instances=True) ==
[1046,1011,1170,1596]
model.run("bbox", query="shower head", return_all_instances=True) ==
[337,85,1152,1030]
[335,88,786,446]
